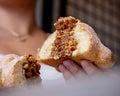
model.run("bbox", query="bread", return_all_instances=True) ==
[0,54,41,87]
[37,16,114,69]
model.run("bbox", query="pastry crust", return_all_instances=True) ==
[38,16,114,69]
[0,54,41,88]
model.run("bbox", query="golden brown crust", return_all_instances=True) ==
[0,54,41,88]
[38,16,115,69]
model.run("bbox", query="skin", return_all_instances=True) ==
[59,60,118,81]
[0,0,47,56]
[0,0,117,81]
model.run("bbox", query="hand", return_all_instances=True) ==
[58,60,117,81]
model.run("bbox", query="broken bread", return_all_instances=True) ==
[0,54,41,87]
[37,16,114,69]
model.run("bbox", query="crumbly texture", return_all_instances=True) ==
[22,54,40,79]
[0,54,41,88]
[51,16,78,60]
[38,16,114,69]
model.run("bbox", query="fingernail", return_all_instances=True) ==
[59,64,66,72]
[63,60,72,67]
[81,60,98,75]
[81,60,93,69]
[81,60,90,67]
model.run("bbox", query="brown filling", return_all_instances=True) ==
[51,16,78,60]
[22,54,40,79]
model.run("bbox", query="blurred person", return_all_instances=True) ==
[0,0,47,56]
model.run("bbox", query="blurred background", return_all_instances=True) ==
[36,0,120,67]
[0,1,120,95]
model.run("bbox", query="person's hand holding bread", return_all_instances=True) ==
[38,16,115,80]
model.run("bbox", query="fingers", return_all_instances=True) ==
[80,60,100,75]
[59,60,86,80]
[63,60,81,75]
[59,64,74,80]
[59,59,101,80]
[59,59,118,82]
